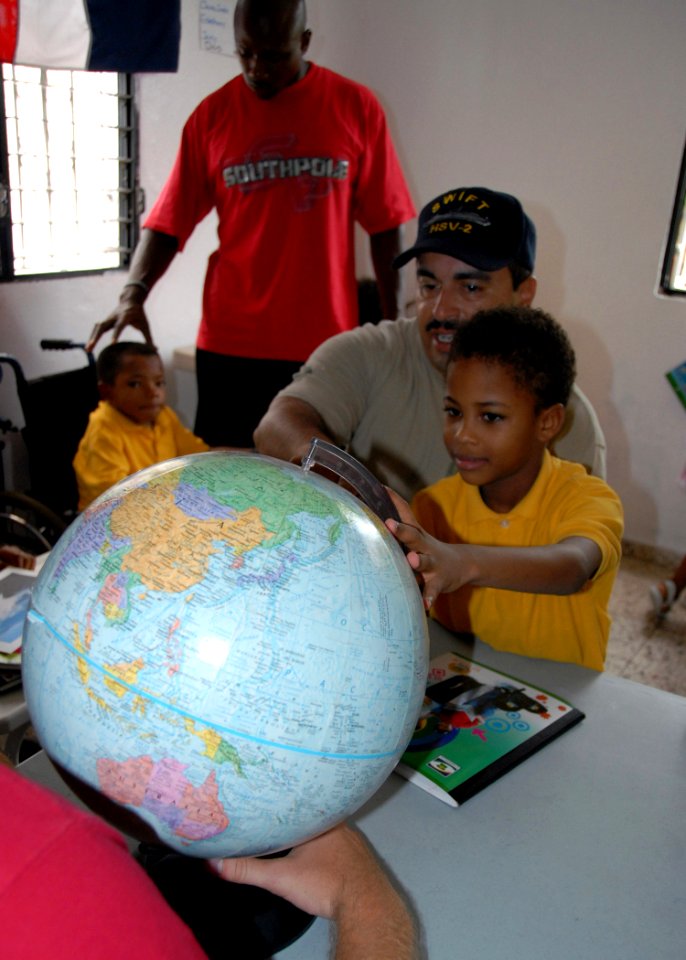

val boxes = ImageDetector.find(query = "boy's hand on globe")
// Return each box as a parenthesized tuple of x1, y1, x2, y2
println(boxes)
(384, 490, 469, 609)
(210, 822, 417, 958)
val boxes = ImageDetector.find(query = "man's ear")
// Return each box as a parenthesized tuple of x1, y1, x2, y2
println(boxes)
(537, 403, 566, 443)
(515, 275, 537, 307)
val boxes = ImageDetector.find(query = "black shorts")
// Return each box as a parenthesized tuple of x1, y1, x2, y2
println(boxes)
(193, 350, 302, 448)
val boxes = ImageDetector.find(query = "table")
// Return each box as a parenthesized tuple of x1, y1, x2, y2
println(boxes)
(18, 621, 686, 959)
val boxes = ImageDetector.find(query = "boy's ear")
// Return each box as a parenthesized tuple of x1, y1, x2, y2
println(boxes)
(98, 381, 110, 401)
(537, 403, 566, 443)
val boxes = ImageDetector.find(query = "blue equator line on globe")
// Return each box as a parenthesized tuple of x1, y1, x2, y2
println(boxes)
(27, 611, 400, 762)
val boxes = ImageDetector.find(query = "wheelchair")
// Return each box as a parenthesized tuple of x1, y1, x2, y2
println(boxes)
(0, 342, 98, 765)
(0, 340, 99, 554)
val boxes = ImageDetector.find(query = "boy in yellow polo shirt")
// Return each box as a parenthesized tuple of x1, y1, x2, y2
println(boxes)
(73, 342, 209, 510)
(387, 306, 623, 670)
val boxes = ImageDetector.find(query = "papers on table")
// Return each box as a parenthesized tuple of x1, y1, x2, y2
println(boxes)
(0, 554, 48, 667)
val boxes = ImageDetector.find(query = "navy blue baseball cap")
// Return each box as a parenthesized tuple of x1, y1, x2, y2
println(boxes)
(393, 186, 536, 273)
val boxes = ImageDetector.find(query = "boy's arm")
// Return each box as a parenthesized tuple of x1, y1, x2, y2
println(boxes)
(386, 491, 601, 610)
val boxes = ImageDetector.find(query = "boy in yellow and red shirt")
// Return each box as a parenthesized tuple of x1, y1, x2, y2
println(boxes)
(73, 342, 209, 510)
(387, 306, 623, 671)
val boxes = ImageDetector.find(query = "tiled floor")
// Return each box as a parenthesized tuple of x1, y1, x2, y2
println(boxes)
(606, 552, 686, 696)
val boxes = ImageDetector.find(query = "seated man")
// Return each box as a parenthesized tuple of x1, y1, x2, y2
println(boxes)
(254, 187, 606, 501)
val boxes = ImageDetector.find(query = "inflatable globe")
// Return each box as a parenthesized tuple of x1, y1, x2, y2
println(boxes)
(22, 452, 428, 858)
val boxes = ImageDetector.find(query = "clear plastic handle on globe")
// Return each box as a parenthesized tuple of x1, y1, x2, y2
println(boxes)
(301, 438, 401, 523)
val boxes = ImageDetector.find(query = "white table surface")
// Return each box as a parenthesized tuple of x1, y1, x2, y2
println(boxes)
(288, 623, 686, 959)
(18, 622, 686, 960)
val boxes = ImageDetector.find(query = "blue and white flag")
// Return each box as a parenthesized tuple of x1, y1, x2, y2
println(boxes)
(0, 0, 181, 72)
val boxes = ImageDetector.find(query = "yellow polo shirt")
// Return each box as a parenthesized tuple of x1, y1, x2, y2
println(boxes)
(412, 452, 624, 671)
(74, 401, 209, 510)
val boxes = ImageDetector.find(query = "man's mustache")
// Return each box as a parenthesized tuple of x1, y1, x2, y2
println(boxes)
(425, 319, 459, 333)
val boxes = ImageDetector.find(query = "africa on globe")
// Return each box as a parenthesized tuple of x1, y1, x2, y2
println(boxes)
(22, 452, 428, 858)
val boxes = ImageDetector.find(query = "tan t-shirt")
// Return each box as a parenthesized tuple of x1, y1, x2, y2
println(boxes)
(278, 318, 606, 501)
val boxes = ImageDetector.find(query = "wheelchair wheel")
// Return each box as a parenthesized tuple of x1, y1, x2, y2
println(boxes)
(0, 491, 67, 555)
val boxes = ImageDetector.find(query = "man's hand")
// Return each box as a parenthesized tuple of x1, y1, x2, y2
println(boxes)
(211, 823, 418, 960)
(212, 823, 380, 919)
(87, 298, 154, 353)
(86, 229, 179, 353)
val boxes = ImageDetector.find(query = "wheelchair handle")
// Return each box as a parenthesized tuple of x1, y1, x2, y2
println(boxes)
(40, 340, 95, 366)
(40, 339, 87, 350)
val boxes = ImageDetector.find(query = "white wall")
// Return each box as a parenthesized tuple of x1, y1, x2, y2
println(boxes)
(2, 0, 686, 555)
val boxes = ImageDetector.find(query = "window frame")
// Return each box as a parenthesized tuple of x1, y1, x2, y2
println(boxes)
(659, 136, 686, 298)
(0, 69, 139, 283)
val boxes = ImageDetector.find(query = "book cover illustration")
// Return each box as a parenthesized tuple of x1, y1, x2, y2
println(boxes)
(395, 651, 585, 806)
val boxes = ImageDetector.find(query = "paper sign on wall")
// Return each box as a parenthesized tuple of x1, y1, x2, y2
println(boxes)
(199, 0, 234, 57)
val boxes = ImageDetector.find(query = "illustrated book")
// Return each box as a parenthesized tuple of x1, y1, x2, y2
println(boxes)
(395, 650, 585, 807)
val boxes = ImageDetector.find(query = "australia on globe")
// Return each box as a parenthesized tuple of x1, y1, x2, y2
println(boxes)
(22, 452, 428, 857)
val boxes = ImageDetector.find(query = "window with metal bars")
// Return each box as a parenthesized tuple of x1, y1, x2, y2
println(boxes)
(0, 65, 138, 280)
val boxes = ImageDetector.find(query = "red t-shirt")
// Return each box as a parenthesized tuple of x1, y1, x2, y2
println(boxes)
(144, 63, 415, 362)
(1, 764, 206, 958)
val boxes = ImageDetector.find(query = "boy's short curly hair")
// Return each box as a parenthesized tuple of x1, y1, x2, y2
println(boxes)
(96, 341, 160, 385)
(448, 306, 576, 409)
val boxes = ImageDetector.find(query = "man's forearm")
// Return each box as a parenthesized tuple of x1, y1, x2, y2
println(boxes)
(88, 229, 181, 351)
(253, 396, 334, 464)
(334, 885, 419, 960)
(121, 228, 179, 301)
(212, 823, 420, 959)
(370, 227, 403, 320)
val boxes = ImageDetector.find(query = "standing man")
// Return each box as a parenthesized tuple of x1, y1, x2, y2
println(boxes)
(88, 0, 415, 447)
(254, 186, 607, 498)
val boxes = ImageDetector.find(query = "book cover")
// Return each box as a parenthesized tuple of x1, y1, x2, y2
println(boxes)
(395, 651, 585, 806)
(666, 361, 686, 411)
